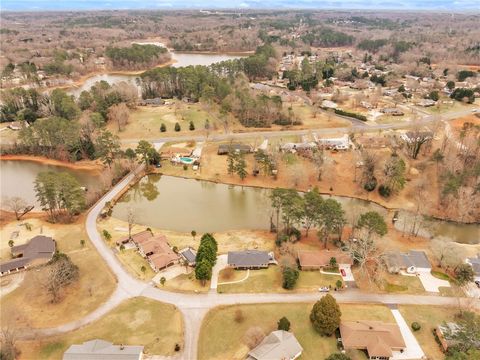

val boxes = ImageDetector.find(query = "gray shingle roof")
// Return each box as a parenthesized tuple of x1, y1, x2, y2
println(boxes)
(227, 250, 271, 267)
(179, 248, 196, 264)
(1, 236, 55, 274)
(386, 250, 431, 270)
(63, 339, 144, 360)
(248, 331, 303, 360)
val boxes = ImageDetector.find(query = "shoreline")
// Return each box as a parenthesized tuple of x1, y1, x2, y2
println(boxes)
(0, 154, 104, 172)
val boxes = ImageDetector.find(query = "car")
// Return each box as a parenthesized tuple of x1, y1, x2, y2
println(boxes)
(475, 280, 480, 288)
(319, 287, 330, 292)
(472, 109, 478, 113)
(340, 269, 346, 277)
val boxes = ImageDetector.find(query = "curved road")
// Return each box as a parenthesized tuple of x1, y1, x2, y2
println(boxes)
(31, 109, 479, 359)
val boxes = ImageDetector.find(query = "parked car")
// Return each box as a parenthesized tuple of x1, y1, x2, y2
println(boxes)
(340, 269, 346, 277)
(319, 287, 330, 292)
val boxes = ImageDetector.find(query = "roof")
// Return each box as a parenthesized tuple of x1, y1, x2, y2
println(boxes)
(340, 321, 406, 358)
(137, 235, 179, 270)
(1, 236, 56, 273)
(218, 143, 252, 154)
(117, 230, 153, 245)
(228, 250, 271, 267)
(248, 331, 303, 360)
(386, 250, 431, 269)
(63, 339, 143, 360)
(179, 248, 197, 264)
(298, 250, 353, 267)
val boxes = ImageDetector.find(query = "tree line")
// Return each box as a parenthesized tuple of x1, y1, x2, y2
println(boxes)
(105, 44, 170, 70)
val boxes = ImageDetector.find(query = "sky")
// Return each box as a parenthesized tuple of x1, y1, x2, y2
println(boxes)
(1, 0, 479, 11)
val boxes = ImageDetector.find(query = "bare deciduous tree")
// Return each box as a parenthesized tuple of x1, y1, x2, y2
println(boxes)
(42, 254, 79, 303)
(243, 327, 265, 350)
(127, 207, 135, 240)
(3, 196, 34, 220)
(108, 103, 130, 132)
(0, 327, 19, 360)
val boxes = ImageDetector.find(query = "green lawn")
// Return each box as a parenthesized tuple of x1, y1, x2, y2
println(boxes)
(199, 303, 392, 360)
(398, 305, 461, 360)
(22, 297, 183, 359)
(217, 266, 343, 293)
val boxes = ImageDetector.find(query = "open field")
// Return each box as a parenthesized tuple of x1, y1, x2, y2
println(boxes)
(0, 216, 116, 329)
(199, 303, 394, 360)
(217, 266, 343, 293)
(17, 297, 183, 360)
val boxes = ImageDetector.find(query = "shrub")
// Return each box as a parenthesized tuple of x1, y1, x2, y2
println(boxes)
(333, 108, 368, 121)
(234, 309, 245, 323)
(411, 322, 421, 331)
(336, 279, 343, 289)
(310, 294, 342, 336)
(174, 122, 181, 131)
(160, 123, 166, 132)
(363, 177, 377, 192)
(378, 184, 391, 198)
(277, 316, 291, 331)
(189, 121, 195, 131)
(174, 343, 181, 352)
(282, 267, 299, 290)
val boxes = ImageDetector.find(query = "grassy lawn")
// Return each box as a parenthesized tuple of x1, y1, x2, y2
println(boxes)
(117, 248, 156, 280)
(108, 101, 215, 140)
(217, 266, 343, 293)
(375, 115, 407, 124)
(1, 217, 116, 329)
(163, 272, 210, 293)
(354, 270, 426, 295)
(218, 268, 250, 283)
(398, 305, 460, 360)
(19, 297, 183, 359)
(198, 303, 392, 360)
(290, 103, 350, 128)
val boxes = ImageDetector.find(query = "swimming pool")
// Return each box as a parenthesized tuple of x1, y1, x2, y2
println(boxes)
(179, 157, 195, 164)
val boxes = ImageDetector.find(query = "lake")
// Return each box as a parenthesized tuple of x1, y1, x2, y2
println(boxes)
(68, 52, 245, 97)
(111, 175, 478, 244)
(0, 160, 101, 207)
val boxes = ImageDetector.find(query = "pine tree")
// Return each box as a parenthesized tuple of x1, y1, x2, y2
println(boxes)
(310, 294, 341, 336)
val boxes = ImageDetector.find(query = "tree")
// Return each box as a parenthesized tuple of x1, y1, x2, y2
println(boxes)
(244, 327, 265, 349)
(235, 153, 248, 181)
(174, 122, 181, 132)
(195, 259, 212, 286)
(310, 294, 341, 336)
(160, 123, 166, 132)
(0, 327, 19, 360)
(455, 264, 474, 285)
(127, 207, 135, 240)
(95, 129, 120, 168)
(317, 198, 345, 247)
(80, 239, 85, 247)
(34, 171, 86, 222)
(383, 155, 406, 193)
(277, 317, 291, 331)
(442, 311, 480, 353)
(404, 130, 432, 159)
(189, 121, 195, 131)
(3, 196, 34, 220)
(49, 89, 80, 120)
(102, 229, 112, 241)
(227, 151, 237, 175)
(160, 276, 166, 286)
(432, 149, 444, 173)
(42, 252, 79, 303)
(125, 148, 137, 167)
(108, 103, 130, 132)
(282, 267, 299, 289)
(8, 240, 14, 248)
(135, 140, 154, 167)
(325, 354, 352, 360)
(140, 265, 146, 274)
(303, 188, 323, 237)
(357, 211, 387, 241)
(336, 279, 343, 289)
(191, 230, 197, 241)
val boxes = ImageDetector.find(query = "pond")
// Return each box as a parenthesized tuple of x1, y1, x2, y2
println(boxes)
(68, 52, 245, 97)
(0, 160, 101, 207)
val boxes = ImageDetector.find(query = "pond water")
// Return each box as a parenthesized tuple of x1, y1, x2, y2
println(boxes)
(111, 175, 479, 243)
(0, 160, 101, 207)
(68, 52, 244, 97)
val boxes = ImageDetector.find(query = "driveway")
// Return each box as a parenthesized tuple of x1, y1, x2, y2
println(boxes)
(417, 272, 450, 293)
(339, 265, 356, 287)
(153, 264, 189, 284)
(210, 254, 228, 290)
(390, 308, 425, 360)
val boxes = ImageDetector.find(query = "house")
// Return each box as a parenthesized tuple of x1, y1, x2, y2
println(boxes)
(321, 100, 338, 109)
(385, 250, 431, 274)
(179, 247, 197, 266)
(132, 233, 179, 272)
(1, 235, 56, 277)
(227, 250, 276, 269)
(380, 108, 404, 116)
(63, 339, 144, 360)
(316, 134, 351, 151)
(116, 230, 153, 246)
(435, 322, 461, 352)
(465, 254, 480, 282)
(418, 99, 436, 107)
(217, 143, 253, 155)
(138, 97, 164, 106)
(297, 250, 353, 270)
(339, 321, 406, 360)
(247, 330, 303, 360)
(280, 142, 317, 153)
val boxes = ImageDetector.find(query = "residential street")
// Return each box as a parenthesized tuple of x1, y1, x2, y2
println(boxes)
(26, 154, 479, 360)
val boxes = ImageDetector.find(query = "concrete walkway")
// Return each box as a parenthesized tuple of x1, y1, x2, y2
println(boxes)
(218, 270, 250, 286)
(210, 254, 228, 290)
(390, 308, 425, 360)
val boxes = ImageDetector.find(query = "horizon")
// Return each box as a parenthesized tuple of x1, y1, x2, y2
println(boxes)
(1, 0, 480, 12)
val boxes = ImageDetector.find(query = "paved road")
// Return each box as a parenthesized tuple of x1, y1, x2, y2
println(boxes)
(118, 108, 477, 146)
(28, 108, 479, 359)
